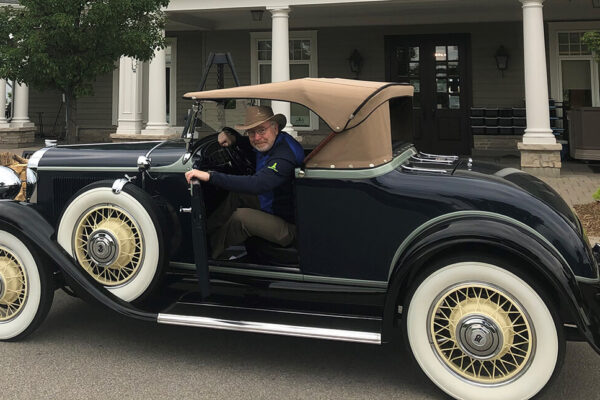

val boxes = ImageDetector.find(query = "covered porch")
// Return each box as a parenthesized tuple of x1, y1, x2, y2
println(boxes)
(6, 0, 600, 175)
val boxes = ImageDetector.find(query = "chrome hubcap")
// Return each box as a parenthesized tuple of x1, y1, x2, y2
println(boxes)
(87, 230, 119, 267)
(456, 316, 503, 360)
(74, 205, 144, 286)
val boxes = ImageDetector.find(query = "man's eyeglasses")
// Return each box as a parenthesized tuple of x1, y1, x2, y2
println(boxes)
(246, 125, 271, 137)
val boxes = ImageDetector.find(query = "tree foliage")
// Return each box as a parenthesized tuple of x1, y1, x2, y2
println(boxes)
(0, 0, 169, 139)
(582, 32, 600, 62)
(0, 0, 169, 96)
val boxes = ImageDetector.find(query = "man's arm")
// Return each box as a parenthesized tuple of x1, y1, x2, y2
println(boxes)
(209, 157, 295, 194)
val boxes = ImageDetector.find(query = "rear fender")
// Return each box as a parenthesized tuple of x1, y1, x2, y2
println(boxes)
(383, 215, 600, 353)
(0, 201, 156, 321)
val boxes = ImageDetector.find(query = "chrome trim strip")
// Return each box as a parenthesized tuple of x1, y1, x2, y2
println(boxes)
(36, 155, 190, 173)
(193, 302, 383, 321)
(297, 148, 416, 180)
(401, 165, 448, 174)
(169, 262, 388, 288)
(37, 166, 141, 172)
(418, 152, 459, 161)
(210, 265, 303, 282)
(27, 147, 52, 169)
(157, 314, 381, 344)
(387, 210, 585, 281)
(56, 141, 164, 147)
(410, 156, 455, 164)
(303, 274, 387, 288)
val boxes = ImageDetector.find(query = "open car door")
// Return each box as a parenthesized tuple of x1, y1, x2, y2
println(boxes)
(190, 180, 211, 298)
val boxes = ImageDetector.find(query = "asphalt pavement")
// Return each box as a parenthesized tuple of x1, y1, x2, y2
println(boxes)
(1, 291, 599, 400)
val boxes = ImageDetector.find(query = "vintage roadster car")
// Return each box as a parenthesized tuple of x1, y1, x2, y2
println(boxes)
(0, 78, 599, 399)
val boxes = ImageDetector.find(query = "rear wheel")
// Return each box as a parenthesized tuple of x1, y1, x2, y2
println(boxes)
(0, 230, 53, 341)
(405, 260, 564, 400)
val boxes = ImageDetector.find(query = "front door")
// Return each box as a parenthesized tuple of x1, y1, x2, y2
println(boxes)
(385, 34, 471, 155)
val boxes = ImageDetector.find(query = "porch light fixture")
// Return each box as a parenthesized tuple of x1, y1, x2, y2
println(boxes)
(348, 49, 363, 78)
(495, 45, 509, 77)
(251, 9, 264, 22)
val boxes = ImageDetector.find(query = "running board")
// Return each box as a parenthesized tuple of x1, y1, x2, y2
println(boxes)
(157, 313, 381, 344)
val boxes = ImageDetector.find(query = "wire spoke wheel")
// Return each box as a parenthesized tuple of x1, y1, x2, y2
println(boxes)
(406, 262, 562, 400)
(429, 283, 534, 385)
(0, 246, 28, 322)
(74, 205, 144, 286)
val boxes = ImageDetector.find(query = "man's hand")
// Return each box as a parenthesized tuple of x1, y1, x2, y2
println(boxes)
(185, 169, 210, 183)
(218, 130, 236, 147)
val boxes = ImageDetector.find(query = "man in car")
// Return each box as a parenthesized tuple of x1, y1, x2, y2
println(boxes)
(185, 105, 304, 259)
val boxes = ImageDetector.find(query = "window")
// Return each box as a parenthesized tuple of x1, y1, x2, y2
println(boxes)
(251, 31, 318, 131)
(549, 23, 600, 109)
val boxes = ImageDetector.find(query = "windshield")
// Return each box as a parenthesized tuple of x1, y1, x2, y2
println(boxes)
(194, 100, 252, 138)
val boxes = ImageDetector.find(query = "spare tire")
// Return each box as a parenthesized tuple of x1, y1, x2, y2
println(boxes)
(57, 180, 166, 302)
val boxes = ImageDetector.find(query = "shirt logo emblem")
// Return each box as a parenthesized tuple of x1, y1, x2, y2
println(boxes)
(267, 162, 279, 173)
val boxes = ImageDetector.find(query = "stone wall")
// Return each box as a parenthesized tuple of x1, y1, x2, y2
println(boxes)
(472, 135, 520, 156)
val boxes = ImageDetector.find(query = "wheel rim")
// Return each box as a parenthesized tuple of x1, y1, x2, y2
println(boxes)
(0, 246, 28, 321)
(428, 283, 535, 385)
(74, 205, 144, 286)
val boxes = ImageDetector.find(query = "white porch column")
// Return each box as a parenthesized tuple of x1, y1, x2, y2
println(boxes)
(11, 83, 34, 128)
(0, 80, 8, 127)
(517, 0, 562, 177)
(520, 0, 554, 144)
(142, 35, 175, 135)
(268, 6, 297, 137)
(116, 56, 144, 135)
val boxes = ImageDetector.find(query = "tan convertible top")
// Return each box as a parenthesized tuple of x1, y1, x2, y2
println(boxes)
(184, 78, 413, 133)
(184, 78, 414, 169)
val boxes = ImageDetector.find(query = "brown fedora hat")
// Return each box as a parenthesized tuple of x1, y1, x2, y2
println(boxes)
(235, 106, 287, 131)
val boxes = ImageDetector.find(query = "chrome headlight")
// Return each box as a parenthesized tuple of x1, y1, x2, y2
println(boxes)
(0, 166, 22, 200)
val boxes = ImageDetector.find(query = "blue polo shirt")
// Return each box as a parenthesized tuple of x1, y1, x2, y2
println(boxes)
(209, 131, 304, 223)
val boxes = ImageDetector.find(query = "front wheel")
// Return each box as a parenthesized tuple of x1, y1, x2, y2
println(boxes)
(405, 261, 564, 400)
(0, 230, 54, 341)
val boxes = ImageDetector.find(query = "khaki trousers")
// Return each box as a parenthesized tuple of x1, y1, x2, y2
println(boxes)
(207, 192, 296, 259)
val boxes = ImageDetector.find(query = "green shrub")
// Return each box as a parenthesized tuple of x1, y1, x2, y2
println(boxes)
(593, 187, 600, 202)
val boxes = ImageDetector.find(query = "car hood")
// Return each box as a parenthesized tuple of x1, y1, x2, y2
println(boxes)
(36, 141, 186, 168)
(453, 160, 580, 230)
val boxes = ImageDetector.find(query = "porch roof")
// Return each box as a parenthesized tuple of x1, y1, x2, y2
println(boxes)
(184, 78, 413, 133)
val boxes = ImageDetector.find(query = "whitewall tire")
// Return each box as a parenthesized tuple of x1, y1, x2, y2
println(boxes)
(406, 261, 562, 400)
(0, 230, 53, 341)
(57, 183, 164, 302)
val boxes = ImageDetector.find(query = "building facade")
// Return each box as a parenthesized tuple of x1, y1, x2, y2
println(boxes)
(2, 0, 600, 172)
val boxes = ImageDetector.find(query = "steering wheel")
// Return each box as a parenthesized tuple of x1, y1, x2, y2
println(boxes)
(223, 142, 254, 175)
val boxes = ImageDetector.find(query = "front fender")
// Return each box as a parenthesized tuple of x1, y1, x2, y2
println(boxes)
(383, 214, 600, 353)
(0, 201, 156, 322)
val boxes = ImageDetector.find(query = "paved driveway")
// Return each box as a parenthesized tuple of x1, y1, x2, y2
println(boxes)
(1, 291, 599, 400)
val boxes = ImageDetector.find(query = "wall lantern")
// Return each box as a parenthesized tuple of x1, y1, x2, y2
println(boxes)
(251, 9, 264, 22)
(348, 49, 363, 78)
(495, 45, 509, 77)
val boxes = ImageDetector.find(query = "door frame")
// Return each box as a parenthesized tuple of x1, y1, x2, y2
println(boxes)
(384, 34, 473, 155)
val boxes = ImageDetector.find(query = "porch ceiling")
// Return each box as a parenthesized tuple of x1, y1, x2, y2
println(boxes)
(165, 0, 600, 31)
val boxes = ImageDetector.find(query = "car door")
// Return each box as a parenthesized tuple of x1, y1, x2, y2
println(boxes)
(189, 180, 211, 297)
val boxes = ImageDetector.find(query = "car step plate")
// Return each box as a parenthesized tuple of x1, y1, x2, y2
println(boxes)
(157, 301, 382, 344)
